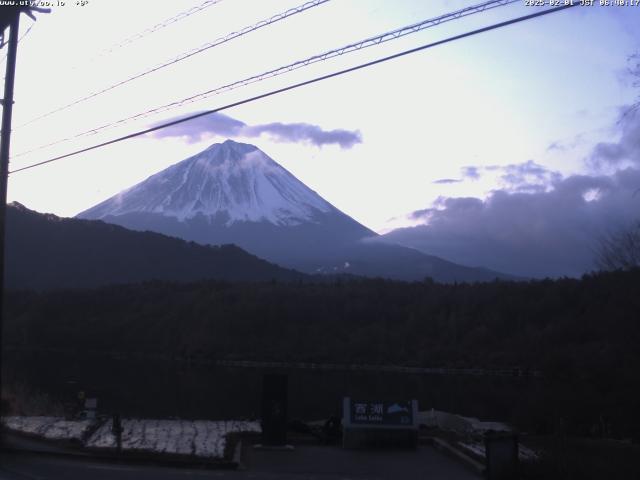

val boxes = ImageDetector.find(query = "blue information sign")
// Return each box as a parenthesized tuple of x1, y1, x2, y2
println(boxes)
(349, 400, 414, 426)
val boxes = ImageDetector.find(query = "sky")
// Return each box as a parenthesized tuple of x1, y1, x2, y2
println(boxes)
(3, 0, 640, 277)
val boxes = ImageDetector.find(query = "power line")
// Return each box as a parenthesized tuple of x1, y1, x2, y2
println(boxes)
(17, 0, 330, 128)
(1, 21, 33, 68)
(13, 0, 517, 157)
(76, 0, 224, 67)
(9, 4, 577, 175)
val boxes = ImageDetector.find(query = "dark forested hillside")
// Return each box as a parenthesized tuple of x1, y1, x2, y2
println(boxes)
(5, 270, 639, 367)
(4, 269, 640, 437)
(5, 202, 306, 289)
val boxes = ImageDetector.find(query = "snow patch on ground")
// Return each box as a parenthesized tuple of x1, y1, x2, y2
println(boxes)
(458, 440, 540, 462)
(418, 409, 510, 434)
(85, 419, 261, 459)
(458, 441, 486, 458)
(3, 415, 261, 460)
(2, 416, 95, 441)
(419, 410, 539, 463)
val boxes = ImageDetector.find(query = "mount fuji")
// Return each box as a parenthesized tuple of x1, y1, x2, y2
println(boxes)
(78, 140, 510, 282)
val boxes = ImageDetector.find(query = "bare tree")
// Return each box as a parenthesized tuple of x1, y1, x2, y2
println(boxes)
(596, 222, 640, 271)
(597, 53, 640, 270)
(626, 52, 640, 118)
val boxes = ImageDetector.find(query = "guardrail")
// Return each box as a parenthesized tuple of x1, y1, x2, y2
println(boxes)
(215, 360, 543, 378)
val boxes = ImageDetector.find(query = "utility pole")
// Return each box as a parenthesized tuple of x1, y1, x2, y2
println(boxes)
(0, 6, 48, 437)
(0, 9, 20, 431)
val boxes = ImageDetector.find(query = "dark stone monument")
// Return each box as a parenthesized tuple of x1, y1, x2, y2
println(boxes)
(84, 398, 97, 420)
(484, 431, 519, 480)
(260, 374, 289, 447)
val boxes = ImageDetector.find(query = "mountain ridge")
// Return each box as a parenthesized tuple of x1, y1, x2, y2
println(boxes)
(6, 202, 306, 290)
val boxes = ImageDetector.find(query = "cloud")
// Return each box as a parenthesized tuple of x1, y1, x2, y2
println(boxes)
(547, 141, 565, 152)
(382, 168, 640, 278)
(409, 207, 434, 220)
(511, 183, 548, 194)
(498, 160, 562, 188)
(151, 112, 362, 149)
(589, 111, 640, 168)
(433, 178, 461, 185)
(243, 122, 361, 149)
(458, 160, 562, 192)
(461, 166, 481, 180)
(151, 112, 245, 143)
(547, 132, 587, 153)
(382, 117, 640, 282)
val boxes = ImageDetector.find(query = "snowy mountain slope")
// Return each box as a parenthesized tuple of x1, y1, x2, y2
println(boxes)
(80, 140, 335, 226)
(77, 140, 513, 282)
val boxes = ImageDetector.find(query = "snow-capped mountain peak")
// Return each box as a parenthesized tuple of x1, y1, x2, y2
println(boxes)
(79, 140, 334, 226)
(76, 139, 512, 283)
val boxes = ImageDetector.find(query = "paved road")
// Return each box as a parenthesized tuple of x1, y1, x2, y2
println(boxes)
(242, 444, 481, 479)
(0, 445, 480, 479)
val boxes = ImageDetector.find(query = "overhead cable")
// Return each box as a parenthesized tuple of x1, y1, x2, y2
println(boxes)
(17, 0, 330, 128)
(9, 4, 577, 174)
(13, 0, 517, 157)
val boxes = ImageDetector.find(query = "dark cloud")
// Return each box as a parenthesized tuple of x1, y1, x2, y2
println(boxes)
(410, 207, 435, 220)
(243, 122, 361, 149)
(504, 160, 549, 179)
(434, 196, 484, 211)
(547, 141, 565, 152)
(459, 160, 562, 192)
(461, 166, 481, 180)
(393, 109, 640, 278)
(382, 167, 640, 279)
(499, 160, 562, 187)
(433, 178, 461, 184)
(590, 112, 640, 168)
(151, 112, 245, 143)
(511, 183, 548, 194)
(151, 112, 362, 149)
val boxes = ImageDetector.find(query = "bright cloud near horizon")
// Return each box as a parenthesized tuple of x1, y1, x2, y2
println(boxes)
(4, 0, 640, 277)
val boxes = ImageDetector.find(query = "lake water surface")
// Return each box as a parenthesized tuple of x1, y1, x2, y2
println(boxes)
(4, 351, 541, 424)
